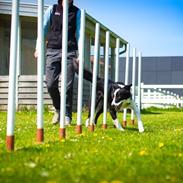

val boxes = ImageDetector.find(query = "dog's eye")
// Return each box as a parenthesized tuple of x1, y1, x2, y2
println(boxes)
(116, 93, 119, 98)
(116, 92, 121, 98)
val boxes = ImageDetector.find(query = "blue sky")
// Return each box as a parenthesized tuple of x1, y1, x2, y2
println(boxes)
(20, 0, 183, 56)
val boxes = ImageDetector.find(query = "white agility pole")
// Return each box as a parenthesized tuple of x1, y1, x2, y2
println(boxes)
(60, 0, 68, 139)
(123, 44, 130, 127)
(89, 23, 100, 132)
(115, 38, 120, 82)
(102, 31, 110, 129)
(16, 20, 21, 78)
(137, 52, 142, 110)
(37, 0, 44, 143)
(16, 17, 21, 110)
(6, 0, 19, 151)
(131, 48, 136, 125)
(76, 9, 86, 134)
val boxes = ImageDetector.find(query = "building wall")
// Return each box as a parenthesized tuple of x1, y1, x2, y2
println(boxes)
(21, 17, 37, 75)
(0, 14, 93, 111)
(119, 56, 183, 95)
(0, 15, 38, 75)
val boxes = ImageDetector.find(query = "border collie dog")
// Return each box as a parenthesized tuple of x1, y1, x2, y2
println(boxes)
(74, 61, 144, 133)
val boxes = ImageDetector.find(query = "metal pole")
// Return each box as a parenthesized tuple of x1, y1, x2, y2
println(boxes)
(123, 44, 130, 128)
(115, 38, 120, 82)
(102, 31, 110, 129)
(89, 23, 100, 132)
(37, 0, 44, 143)
(60, 0, 68, 139)
(131, 48, 136, 125)
(138, 52, 142, 110)
(16, 18, 21, 77)
(76, 9, 85, 134)
(6, 0, 19, 151)
(16, 17, 21, 110)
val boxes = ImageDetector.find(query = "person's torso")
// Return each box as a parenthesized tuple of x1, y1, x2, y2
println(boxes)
(47, 4, 79, 51)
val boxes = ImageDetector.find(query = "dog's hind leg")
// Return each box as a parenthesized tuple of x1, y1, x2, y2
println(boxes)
(85, 113, 90, 127)
(93, 97, 103, 125)
(129, 100, 144, 133)
(85, 94, 103, 127)
(94, 108, 103, 125)
(110, 109, 124, 131)
(85, 100, 91, 127)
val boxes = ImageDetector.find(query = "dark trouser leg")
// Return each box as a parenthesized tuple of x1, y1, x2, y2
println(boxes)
(65, 52, 76, 120)
(46, 49, 61, 110)
(46, 49, 76, 119)
(48, 88, 60, 110)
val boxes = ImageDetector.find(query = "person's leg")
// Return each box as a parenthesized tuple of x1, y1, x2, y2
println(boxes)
(45, 49, 61, 123)
(65, 51, 77, 123)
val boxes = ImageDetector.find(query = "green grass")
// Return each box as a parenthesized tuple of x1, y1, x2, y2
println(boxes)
(0, 108, 183, 183)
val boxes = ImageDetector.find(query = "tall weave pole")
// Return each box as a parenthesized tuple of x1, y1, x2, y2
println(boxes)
(102, 31, 110, 129)
(115, 38, 120, 82)
(59, 0, 68, 139)
(76, 9, 86, 134)
(15, 18, 21, 111)
(137, 52, 142, 110)
(89, 23, 100, 132)
(131, 48, 136, 125)
(122, 44, 130, 128)
(36, 0, 44, 143)
(6, 0, 19, 151)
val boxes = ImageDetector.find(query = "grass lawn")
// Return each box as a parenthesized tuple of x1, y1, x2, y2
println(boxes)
(0, 108, 183, 183)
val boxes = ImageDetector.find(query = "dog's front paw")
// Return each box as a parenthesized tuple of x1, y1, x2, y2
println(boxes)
(114, 119, 125, 131)
(117, 126, 125, 131)
(138, 123, 144, 133)
(85, 118, 89, 127)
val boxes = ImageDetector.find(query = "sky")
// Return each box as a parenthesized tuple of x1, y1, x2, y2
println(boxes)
(19, 0, 183, 56)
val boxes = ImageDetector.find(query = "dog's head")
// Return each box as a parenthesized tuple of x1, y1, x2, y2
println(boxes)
(111, 84, 132, 109)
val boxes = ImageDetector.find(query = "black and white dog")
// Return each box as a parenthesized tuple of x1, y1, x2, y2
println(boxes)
(74, 60, 144, 133)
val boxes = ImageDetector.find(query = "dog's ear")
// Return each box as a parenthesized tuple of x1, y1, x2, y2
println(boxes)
(111, 86, 116, 97)
(124, 84, 132, 90)
(111, 85, 118, 98)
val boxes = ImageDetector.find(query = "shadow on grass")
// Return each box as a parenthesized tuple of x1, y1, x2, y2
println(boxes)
(98, 125, 154, 134)
(141, 110, 162, 115)
(125, 127, 139, 132)
(15, 140, 62, 153)
(125, 126, 154, 133)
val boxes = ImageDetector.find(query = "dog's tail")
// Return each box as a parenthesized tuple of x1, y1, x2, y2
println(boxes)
(73, 59, 96, 83)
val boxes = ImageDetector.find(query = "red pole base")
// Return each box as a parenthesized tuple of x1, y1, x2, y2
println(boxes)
(6, 135, 14, 151)
(122, 121, 127, 128)
(36, 129, 44, 143)
(131, 119, 135, 125)
(59, 128, 66, 140)
(88, 124, 94, 132)
(102, 124, 107, 129)
(76, 125, 82, 134)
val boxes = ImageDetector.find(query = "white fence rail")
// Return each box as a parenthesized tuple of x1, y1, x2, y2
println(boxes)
(140, 84, 183, 108)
